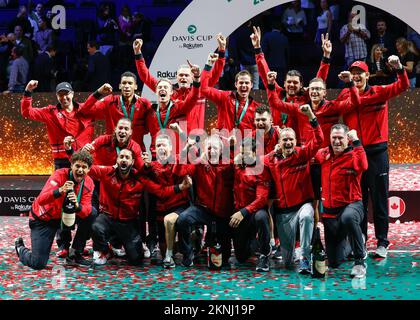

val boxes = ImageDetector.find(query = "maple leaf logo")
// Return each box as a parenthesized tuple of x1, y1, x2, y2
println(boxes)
(390, 203, 399, 210)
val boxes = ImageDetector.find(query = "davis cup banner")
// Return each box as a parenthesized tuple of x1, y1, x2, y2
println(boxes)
(142, 0, 420, 100)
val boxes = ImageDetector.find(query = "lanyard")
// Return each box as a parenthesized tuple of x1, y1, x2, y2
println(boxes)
(281, 96, 289, 125)
(235, 98, 249, 127)
(69, 170, 84, 203)
(120, 96, 135, 121)
(157, 101, 173, 129)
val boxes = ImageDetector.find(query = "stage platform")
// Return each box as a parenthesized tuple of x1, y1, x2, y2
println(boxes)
(1, 164, 418, 221)
(0, 216, 418, 300)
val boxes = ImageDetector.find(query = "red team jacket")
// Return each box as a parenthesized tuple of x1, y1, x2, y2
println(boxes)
(174, 161, 235, 218)
(90, 134, 144, 170)
(315, 141, 368, 214)
(89, 166, 180, 221)
(264, 120, 324, 212)
(145, 160, 190, 214)
(135, 51, 225, 132)
(337, 69, 409, 147)
(21, 94, 97, 159)
(233, 163, 270, 217)
(256, 48, 330, 138)
(267, 83, 361, 147)
(30, 168, 94, 221)
(78, 93, 151, 151)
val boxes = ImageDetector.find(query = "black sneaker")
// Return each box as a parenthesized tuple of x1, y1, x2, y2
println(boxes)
(191, 227, 203, 255)
(15, 237, 25, 258)
(66, 251, 92, 267)
(181, 252, 194, 267)
(272, 246, 282, 260)
(256, 254, 270, 272)
(151, 248, 163, 265)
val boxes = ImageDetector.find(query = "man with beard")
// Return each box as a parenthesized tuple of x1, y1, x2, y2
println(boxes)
(15, 151, 96, 270)
(141, 134, 191, 268)
(232, 137, 271, 272)
(79, 71, 151, 151)
(315, 125, 368, 278)
(252, 26, 332, 138)
(21, 80, 97, 170)
(336, 57, 409, 258)
(89, 148, 192, 266)
(133, 35, 226, 133)
(264, 105, 323, 274)
(175, 135, 235, 268)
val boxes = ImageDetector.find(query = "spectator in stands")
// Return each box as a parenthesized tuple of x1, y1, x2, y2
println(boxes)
(396, 37, 418, 88)
(261, 20, 289, 84)
(0, 33, 16, 90)
(315, 0, 332, 46)
(6, 46, 29, 93)
(34, 16, 54, 53)
(328, 0, 340, 41)
(132, 12, 152, 43)
(85, 40, 111, 91)
(96, 3, 119, 55)
(370, 19, 396, 58)
(300, 0, 316, 32)
(118, 4, 133, 44)
(34, 45, 56, 92)
(229, 20, 259, 89)
(0, 0, 19, 8)
(8, 5, 33, 38)
(14, 25, 34, 63)
(340, 12, 370, 68)
(29, 3, 44, 28)
(282, 0, 307, 42)
(368, 44, 394, 86)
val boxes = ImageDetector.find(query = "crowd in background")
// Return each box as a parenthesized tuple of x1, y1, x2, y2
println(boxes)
(0, 0, 419, 93)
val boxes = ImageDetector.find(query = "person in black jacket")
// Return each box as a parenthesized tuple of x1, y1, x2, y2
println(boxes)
(34, 45, 57, 92)
(85, 40, 111, 92)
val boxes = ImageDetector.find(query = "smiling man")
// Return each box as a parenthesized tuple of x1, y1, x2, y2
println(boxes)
(15, 151, 96, 270)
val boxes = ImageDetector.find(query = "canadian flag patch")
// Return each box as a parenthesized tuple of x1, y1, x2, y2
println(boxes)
(388, 196, 406, 218)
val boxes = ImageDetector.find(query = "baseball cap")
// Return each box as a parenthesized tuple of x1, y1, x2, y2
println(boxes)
(56, 82, 73, 93)
(349, 61, 369, 73)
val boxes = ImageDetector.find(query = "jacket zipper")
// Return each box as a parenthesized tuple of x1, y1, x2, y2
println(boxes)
(329, 158, 333, 208)
(279, 164, 288, 208)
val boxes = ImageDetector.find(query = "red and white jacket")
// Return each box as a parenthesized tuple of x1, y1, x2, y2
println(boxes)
(135, 51, 225, 132)
(315, 140, 368, 215)
(78, 93, 151, 151)
(337, 69, 409, 148)
(233, 162, 270, 217)
(90, 134, 144, 170)
(21, 92, 97, 159)
(267, 82, 361, 147)
(89, 166, 181, 221)
(30, 168, 94, 221)
(264, 119, 324, 212)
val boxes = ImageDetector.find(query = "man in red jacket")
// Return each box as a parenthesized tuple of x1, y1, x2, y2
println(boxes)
(133, 34, 226, 133)
(15, 151, 96, 270)
(251, 26, 332, 136)
(174, 135, 235, 268)
(78, 71, 151, 151)
(337, 56, 409, 258)
(21, 80, 97, 170)
(232, 137, 271, 272)
(141, 134, 191, 268)
(264, 105, 323, 274)
(315, 124, 368, 278)
(89, 148, 191, 266)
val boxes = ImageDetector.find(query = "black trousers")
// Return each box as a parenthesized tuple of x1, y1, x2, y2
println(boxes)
(310, 163, 321, 200)
(19, 212, 96, 270)
(92, 214, 144, 265)
(361, 147, 389, 248)
(176, 205, 232, 263)
(232, 209, 271, 262)
(323, 201, 365, 268)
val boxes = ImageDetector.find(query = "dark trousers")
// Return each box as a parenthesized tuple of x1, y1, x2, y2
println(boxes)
(176, 205, 232, 263)
(19, 212, 96, 270)
(310, 163, 321, 200)
(323, 201, 365, 268)
(92, 214, 144, 265)
(232, 209, 270, 262)
(361, 148, 389, 248)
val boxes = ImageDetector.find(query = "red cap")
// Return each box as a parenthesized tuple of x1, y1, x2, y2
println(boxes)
(349, 61, 369, 73)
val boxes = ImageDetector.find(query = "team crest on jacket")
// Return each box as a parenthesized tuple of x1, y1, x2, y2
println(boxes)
(57, 112, 63, 119)
(111, 177, 118, 184)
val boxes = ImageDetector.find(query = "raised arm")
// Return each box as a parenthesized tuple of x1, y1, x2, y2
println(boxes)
(208, 33, 226, 87)
(78, 83, 113, 118)
(298, 105, 324, 160)
(21, 80, 49, 122)
(201, 56, 229, 106)
(316, 33, 332, 81)
(267, 71, 300, 115)
(133, 39, 159, 92)
(347, 130, 368, 172)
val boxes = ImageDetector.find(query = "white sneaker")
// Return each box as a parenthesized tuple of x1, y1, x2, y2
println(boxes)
(375, 246, 387, 258)
(112, 246, 126, 257)
(143, 243, 151, 258)
(93, 251, 109, 265)
(351, 264, 366, 278)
